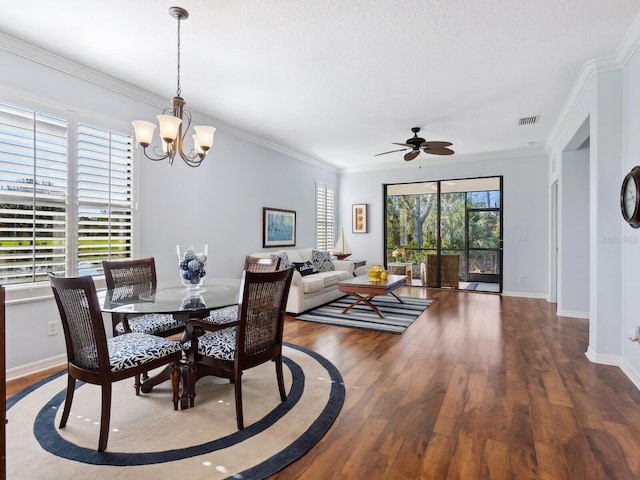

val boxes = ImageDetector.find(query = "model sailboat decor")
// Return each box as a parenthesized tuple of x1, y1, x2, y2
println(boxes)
(333, 228, 352, 260)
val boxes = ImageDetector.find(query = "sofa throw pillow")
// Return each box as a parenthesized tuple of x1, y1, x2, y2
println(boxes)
(271, 252, 291, 269)
(312, 249, 335, 272)
(292, 261, 317, 277)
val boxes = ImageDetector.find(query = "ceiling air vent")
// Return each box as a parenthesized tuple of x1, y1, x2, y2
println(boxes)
(518, 115, 539, 126)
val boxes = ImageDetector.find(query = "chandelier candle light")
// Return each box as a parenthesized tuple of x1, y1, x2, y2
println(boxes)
(132, 6, 216, 167)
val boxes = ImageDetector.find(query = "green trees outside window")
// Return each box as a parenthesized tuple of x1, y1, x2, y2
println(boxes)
(386, 180, 501, 282)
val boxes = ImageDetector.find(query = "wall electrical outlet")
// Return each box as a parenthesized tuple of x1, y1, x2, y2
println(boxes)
(47, 320, 58, 336)
(627, 325, 639, 342)
(518, 275, 525, 284)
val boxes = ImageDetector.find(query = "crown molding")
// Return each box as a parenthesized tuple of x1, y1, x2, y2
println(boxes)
(0, 32, 338, 174)
(545, 11, 640, 151)
(0, 32, 163, 108)
(616, 10, 640, 67)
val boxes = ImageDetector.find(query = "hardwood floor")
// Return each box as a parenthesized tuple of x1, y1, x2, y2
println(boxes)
(7, 288, 640, 479)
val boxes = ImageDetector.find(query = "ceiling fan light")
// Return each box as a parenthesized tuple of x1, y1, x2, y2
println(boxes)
(157, 114, 182, 143)
(131, 120, 156, 147)
(194, 125, 216, 150)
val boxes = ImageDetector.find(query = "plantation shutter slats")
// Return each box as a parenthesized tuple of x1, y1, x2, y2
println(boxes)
(0, 101, 135, 285)
(0, 102, 67, 284)
(316, 182, 335, 252)
(77, 124, 133, 275)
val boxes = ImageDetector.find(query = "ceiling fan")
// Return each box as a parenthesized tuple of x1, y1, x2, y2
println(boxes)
(375, 127, 454, 161)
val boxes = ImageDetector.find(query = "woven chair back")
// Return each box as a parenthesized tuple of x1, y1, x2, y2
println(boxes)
(49, 275, 107, 371)
(236, 268, 293, 358)
(103, 257, 158, 291)
(243, 255, 281, 272)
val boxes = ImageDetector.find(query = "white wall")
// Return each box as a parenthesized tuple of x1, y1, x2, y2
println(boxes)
(0, 45, 337, 372)
(621, 40, 640, 383)
(338, 153, 549, 296)
(558, 147, 590, 317)
(548, 68, 626, 370)
(138, 131, 336, 283)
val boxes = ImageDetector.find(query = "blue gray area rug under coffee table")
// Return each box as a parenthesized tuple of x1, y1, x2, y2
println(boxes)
(296, 295, 433, 334)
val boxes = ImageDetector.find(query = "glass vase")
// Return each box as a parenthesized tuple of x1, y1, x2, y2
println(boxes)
(177, 244, 208, 290)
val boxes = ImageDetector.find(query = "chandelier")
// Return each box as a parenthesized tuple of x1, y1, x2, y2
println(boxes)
(132, 6, 216, 167)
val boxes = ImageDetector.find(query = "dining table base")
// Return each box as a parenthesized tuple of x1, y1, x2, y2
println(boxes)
(100, 282, 240, 410)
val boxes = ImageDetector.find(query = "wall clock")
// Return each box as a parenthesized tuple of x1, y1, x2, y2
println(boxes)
(621, 166, 640, 228)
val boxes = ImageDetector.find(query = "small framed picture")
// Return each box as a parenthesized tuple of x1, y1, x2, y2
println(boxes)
(263, 207, 296, 247)
(352, 203, 368, 233)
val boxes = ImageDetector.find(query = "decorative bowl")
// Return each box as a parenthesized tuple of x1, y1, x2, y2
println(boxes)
(366, 263, 383, 283)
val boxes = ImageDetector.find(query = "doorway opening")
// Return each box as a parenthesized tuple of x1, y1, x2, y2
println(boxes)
(384, 176, 503, 293)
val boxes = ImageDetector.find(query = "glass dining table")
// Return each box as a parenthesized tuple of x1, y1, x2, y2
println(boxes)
(98, 281, 239, 409)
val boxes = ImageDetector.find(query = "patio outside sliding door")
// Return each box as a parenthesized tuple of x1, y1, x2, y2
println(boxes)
(384, 176, 502, 293)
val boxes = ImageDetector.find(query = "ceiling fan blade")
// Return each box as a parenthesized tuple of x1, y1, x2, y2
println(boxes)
(421, 141, 453, 148)
(393, 142, 413, 148)
(404, 150, 420, 161)
(423, 147, 455, 156)
(374, 148, 409, 156)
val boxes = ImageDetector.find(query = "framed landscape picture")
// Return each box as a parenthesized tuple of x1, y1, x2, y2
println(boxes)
(263, 207, 296, 247)
(352, 203, 368, 233)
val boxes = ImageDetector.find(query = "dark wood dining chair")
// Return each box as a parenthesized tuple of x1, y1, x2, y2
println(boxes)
(243, 255, 281, 272)
(188, 267, 294, 429)
(49, 274, 183, 452)
(200, 255, 282, 327)
(102, 257, 184, 337)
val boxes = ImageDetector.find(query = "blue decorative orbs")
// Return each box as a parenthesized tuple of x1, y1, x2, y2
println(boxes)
(177, 244, 208, 289)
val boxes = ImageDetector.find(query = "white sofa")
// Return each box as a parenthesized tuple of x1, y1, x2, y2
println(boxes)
(250, 248, 353, 314)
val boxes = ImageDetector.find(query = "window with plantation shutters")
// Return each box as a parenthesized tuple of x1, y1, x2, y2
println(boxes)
(77, 124, 133, 276)
(316, 182, 335, 252)
(0, 100, 134, 286)
(0, 103, 67, 284)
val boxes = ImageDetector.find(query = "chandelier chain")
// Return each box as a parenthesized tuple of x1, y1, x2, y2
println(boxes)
(176, 14, 182, 97)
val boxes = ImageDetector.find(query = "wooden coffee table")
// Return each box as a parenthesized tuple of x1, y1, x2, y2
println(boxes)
(338, 274, 407, 318)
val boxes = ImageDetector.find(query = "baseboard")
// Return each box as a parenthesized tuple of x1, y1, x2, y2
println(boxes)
(6, 354, 66, 382)
(556, 309, 589, 319)
(584, 346, 620, 366)
(620, 357, 640, 391)
(501, 290, 548, 299)
(585, 347, 640, 392)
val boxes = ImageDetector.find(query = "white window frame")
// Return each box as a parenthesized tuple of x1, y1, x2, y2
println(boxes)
(0, 96, 138, 300)
(316, 181, 335, 252)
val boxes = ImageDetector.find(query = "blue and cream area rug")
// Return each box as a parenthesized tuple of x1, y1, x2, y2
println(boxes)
(6, 343, 344, 480)
(296, 295, 433, 334)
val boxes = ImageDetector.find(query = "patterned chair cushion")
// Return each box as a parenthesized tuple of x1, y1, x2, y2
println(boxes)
(107, 332, 182, 372)
(201, 306, 239, 325)
(183, 327, 237, 361)
(115, 313, 183, 335)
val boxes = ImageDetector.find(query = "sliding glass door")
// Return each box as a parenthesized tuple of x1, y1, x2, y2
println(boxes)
(384, 176, 502, 293)
(466, 191, 501, 284)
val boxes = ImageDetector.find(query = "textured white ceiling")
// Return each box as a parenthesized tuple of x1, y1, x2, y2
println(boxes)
(1, 0, 639, 171)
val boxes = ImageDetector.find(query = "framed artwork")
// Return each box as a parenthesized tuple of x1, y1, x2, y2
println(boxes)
(352, 203, 368, 233)
(263, 207, 296, 247)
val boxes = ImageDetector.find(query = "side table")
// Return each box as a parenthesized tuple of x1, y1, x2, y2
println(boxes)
(352, 260, 366, 277)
